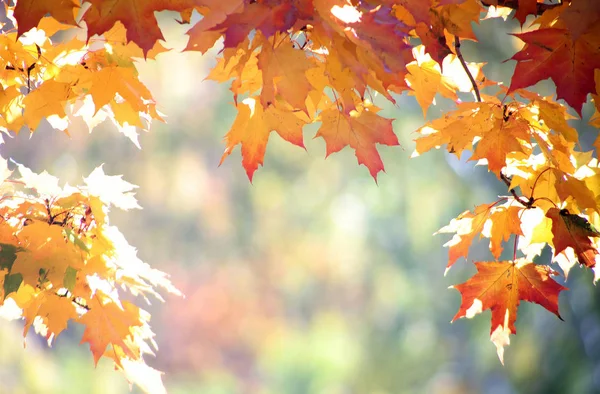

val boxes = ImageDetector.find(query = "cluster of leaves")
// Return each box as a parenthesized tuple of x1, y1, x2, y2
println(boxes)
(1, 0, 600, 391)
(0, 160, 180, 393)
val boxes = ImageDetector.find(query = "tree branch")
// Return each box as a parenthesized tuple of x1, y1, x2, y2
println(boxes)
(56, 290, 90, 311)
(454, 36, 482, 103)
(480, 0, 565, 15)
(500, 172, 534, 208)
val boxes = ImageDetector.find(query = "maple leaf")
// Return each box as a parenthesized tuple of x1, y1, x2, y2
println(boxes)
(316, 102, 398, 180)
(220, 98, 308, 181)
(79, 292, 143, 365)
(406, 46, 458, 116)
(436, 202, 523, 271)
(257, 35, 313, 113)
(508, 26, 600, 115)
(439, 0, 481, 40)
(184, 0, 245, 53)
(413, 102, 496, 159)
(15, 288, 78, 344)
(84, 0, 197, 56)
(546, 207, 600, 268)
(208, 1, 299, 50)
(513, 0, 538, 25)
(488, 205, 524, 259)
(344, 6, 412, 77)
(452, 259, 567, 363)
(470, 110, 532, 175)
(84, 166, 141, 210)
(12, 223, 84, 289)
(85, 65, 154, 115)
(14, 0, 79, 37)
(23, 80, 73, 131)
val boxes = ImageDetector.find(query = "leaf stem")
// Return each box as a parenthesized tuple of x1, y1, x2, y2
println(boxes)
(454, 36, 481, 103)
(513, 234, 519, 260)
(532, 196, 559, 208)
(529, 167, 552, 200)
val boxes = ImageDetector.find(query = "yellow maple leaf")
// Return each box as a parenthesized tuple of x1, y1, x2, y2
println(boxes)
(12, 223, 84, 289)
(406, 46, 457, 117)
(23, 80, 73, 131)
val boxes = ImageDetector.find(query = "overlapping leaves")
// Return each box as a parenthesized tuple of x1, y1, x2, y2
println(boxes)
(0, 160, 180, 393)
(2, 0, 600, 382)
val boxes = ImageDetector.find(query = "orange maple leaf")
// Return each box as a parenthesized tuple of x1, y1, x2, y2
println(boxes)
(22, 80, 73, 131)
(79, 292, 143, 365)
(470, 111, 532, 175)
(220, 98, 307, 181)
(257, 36, 313, 113)
(489, 205, 524, 259)
(436, 202, 495, 271)
(546, 207, 600, 268)
(316, 102, 398, 180)
(452, 260, 567, 363)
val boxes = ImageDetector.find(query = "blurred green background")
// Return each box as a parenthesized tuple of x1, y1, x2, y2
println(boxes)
(1, 11, 600, 394)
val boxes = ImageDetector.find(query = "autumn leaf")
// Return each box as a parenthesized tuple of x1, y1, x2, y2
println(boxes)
(14, 0, 79, 37)
(79, 292, 143, 365)
(470, 110, 532, 175)
(488, 205, 524, 259)
(12, 223, 84, 289)
(84, 0, 197, 56)
(436, 202, 496, 271)
(316, 102, 398, 180)
(220, 98, 308, 181)
(4, 0, 600, 378)
(452, 260, 567, 363)
(184, 0, 245, 53)
(406, 46, 458, 116)
(19, 288, 78, 343)
(257, 35, 313, 113)
(23, 80, 73, 131)
(508, 25, 600, 115)
(208, 1, 299, 50)
(413, 102, 496, 159)
(546, 207, 600, 268)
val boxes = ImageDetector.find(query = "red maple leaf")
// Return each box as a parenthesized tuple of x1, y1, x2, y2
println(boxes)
(84, 0, 197, 56)
(546, 207, 600, 268)
(14, 0, 79, 37)
(453, 260, 566, 363)
(508, 26, 600, 115)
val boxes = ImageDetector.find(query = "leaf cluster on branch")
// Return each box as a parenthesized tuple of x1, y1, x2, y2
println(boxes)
(0, 0, 600, 391)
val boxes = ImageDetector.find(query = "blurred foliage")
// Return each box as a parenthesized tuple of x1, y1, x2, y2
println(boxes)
(1, 11, 600, 394)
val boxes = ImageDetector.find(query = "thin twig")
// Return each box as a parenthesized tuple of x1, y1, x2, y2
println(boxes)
(454, 36, 481, 103)
(56, 290, 90, 311)
(500, 172, 532, 208)
(480, 0, 565, 15)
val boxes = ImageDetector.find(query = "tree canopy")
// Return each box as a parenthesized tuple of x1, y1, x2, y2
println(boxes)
(0, 0, 599, 392)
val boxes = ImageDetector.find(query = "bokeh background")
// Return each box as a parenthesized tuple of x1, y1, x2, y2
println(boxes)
(1, 11, 600, 394)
